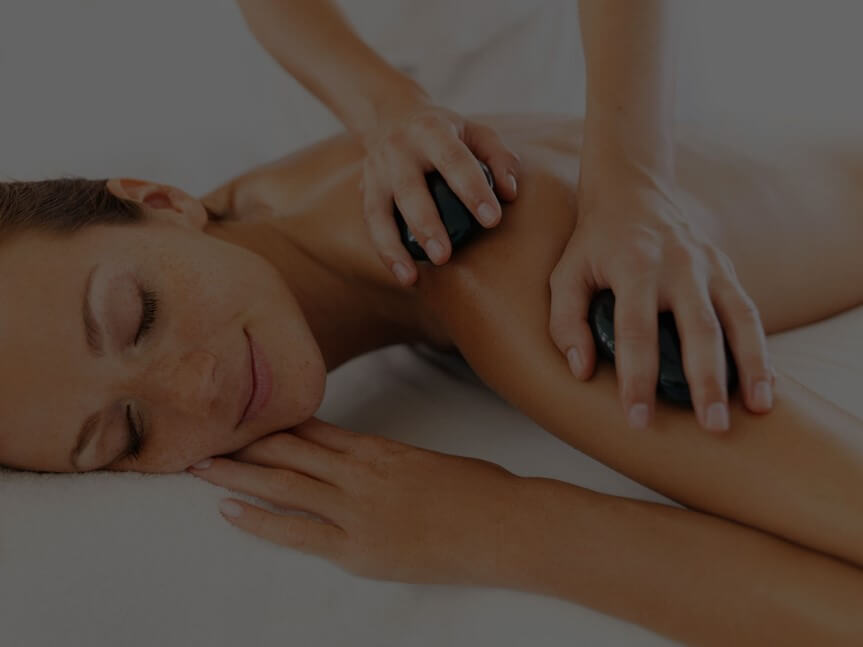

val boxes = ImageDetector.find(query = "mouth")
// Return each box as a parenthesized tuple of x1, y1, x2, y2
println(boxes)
(237, 328, 274, 428)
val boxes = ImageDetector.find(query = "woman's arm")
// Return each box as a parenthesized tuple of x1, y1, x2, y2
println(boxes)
(440, 267, 863, 569)
(189, 420, 863, 646)
(552, 1, 774, 434)
(508, 475, 863, 645)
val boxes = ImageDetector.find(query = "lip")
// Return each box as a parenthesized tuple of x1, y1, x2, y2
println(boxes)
(237, 329, 273, 428)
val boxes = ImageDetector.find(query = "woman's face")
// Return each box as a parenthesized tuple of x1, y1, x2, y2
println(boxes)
(0, 180, 327, 473)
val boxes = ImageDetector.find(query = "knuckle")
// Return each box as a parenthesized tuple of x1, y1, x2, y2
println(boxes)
(692, 374, 727, 402)
(270, 471, 296, 498)
(686, 302, 721, 336)
(389, 171, 412, 195)
(623, 375, 654, 403)
(439, 143, 467, 168)
(413, 111, 443, 132)
(616, 317, 654, 344)
(730, 294, 762, 324)
(739, 352, 771, 376)
(548, 315, 571, 345)
(384, 129, 409, 151)
(620, 241, 661, 274)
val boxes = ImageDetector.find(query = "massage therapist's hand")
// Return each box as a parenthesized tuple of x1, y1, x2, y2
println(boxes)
(189, 418, 522, 585)
(359, 96, 521, 286)
(549, 165, 774, 433)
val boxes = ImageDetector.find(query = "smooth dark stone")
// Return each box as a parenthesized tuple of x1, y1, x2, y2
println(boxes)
(394, 161, 494, 261)
(587, 288, 739, 407)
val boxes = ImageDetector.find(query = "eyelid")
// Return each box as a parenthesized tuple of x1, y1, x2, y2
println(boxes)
(124, 403, 144, 460)
(134, 287, 159, 345)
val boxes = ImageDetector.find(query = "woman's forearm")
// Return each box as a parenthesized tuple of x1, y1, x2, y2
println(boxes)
(495, 476, 863, 645)
(578, 0, 677, 180)
(236, 0, 427, 134)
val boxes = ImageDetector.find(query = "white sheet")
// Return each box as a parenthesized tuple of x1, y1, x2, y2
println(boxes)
(2, 2, 862, 646)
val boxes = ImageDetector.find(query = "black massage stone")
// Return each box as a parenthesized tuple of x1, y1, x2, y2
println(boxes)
(588, 288, 739, 406)
(394, 161, 494, 261)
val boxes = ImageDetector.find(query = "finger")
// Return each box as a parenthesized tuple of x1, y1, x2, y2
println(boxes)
(362, 158, 418, 285)
(386, 148, 453, 265)
(291, 417, 367, 453)
(425, 131, 502, 229)
(672, 285, 730, 432)
(227, 431, 348, 484)
(711, 278, 773, 414)
(612, 279, 660, 431)
(218, 498, 346, 559)
(191, 458, 343, 520)
(463, 122, 521, 203)
(548, 250, 597, 381)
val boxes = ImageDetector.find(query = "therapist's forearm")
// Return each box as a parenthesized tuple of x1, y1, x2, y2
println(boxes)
(492, 477, 863, 645)
(578, 0, 677, 181)
(236, 0, 427, 135)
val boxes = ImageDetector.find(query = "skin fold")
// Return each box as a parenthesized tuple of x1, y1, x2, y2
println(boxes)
(2, 114, 862, 643)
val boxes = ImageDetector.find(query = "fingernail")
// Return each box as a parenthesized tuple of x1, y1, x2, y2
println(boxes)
(392, 262, 412, 284)
(477, 202, 499, 227)
(426, 239, 446, 263)
(192, 459, 212, 470)
(705, 402, 730, 432)
(508, 173, 517, 194)
(220, 500, 243, 519)
(566, 347, 583, 377)
(752, 380, 773, 411)
(628, 403, 649, 430)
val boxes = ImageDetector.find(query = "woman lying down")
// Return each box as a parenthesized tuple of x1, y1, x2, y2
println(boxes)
(2, 114, 863, 644)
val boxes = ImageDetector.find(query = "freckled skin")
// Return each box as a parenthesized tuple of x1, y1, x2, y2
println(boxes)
(0, 218, 326, 473)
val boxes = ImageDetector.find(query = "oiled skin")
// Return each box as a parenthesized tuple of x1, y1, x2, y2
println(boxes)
(204, 114, 863, 567)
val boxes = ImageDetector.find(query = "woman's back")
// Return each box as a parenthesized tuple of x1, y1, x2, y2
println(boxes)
(209, 113, 863, 348)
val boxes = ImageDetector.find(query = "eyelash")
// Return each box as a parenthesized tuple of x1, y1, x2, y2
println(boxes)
(125, 404, 144, 461)
(134, 289, 159, 345)
(125, 288, 158, 460)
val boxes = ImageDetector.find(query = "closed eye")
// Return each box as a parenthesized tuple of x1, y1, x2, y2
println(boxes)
(134, 288, 158, 345)
(125, 403, 144, 461)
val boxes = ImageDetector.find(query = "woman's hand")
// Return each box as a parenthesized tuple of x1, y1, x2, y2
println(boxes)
(359, 95, 521, 286)
(188, 418, 522, 585)
(549, 163, 774, 433)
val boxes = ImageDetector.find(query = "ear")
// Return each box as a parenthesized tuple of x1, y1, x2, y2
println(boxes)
(105, 178, 208, 230)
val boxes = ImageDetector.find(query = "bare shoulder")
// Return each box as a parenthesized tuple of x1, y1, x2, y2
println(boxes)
(200, 132, 364, 219)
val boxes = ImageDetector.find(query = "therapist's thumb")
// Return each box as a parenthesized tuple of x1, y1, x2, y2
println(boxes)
(464, 121, 521, 202)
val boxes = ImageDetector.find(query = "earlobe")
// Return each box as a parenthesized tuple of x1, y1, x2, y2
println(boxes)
(106, 178, 208, 230)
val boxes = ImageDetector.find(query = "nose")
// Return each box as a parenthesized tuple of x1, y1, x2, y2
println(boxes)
(152, 350, 219, 418)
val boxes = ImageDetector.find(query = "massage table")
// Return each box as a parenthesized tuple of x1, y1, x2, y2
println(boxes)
(2, 1, 861, 645)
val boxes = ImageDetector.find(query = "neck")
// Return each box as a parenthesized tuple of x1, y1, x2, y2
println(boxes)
(204, 218, 446, 370)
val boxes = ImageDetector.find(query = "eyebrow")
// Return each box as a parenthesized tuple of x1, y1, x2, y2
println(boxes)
(82, 264, 104, 356)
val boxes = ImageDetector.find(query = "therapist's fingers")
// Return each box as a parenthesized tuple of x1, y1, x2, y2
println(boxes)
(462, 120, 521, 203)
(362, 156, 418, 286)
(711, 276, 774, 414)
(421, 121, 502, 229)
(612, 278, 660, 431)
(548, 240, 598, 381)
(672, 283, 729, 432)
(218, 497, 347, 559)
(190, 458, 344, 521)
(386, 144, 453, 265)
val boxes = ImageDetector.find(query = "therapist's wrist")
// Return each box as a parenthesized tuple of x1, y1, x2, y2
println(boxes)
(581, 104, 675, 179)
(343, 69, 431, 141)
